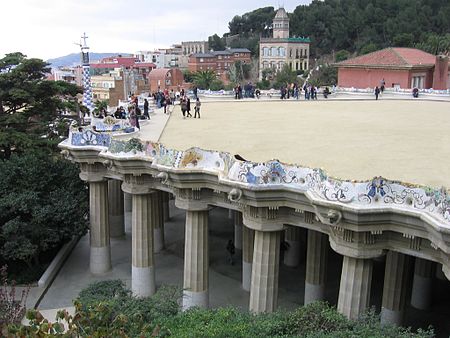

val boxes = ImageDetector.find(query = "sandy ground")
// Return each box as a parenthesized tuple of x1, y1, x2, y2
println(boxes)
(159, 100, 450, 188)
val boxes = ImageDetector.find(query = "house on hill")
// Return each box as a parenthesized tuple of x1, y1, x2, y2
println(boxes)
(335, 47, 449, 90)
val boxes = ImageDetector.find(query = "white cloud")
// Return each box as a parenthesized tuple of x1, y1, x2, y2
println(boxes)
(0, 0, 310, 60)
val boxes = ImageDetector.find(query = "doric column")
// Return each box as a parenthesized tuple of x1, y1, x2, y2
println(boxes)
(153, 191, 164, 253)
(162, 191, 170, 222)
(89, 181, 111, 274)
(242, 225, 255, 291)
(337, 256, 373, 320)
(131, 192, 156, 297)
(183, 210, 209, 310)
(284, 226, 302, 267)
(249, 230, 281, 313)
(234, 211, 243, 251)
(304, 230, 328, 304)
(124, 192, 132, 232)
(108, 179, 125, 238)
(380, 251, 411, 325)
(411, 258, 434, 310)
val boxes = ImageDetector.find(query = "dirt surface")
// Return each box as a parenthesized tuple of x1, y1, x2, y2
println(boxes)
(159, 100, 450, 188)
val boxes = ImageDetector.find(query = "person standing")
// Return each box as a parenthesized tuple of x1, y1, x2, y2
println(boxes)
(374, 86, 380, 100)
(194, 98, 201, 118)
(193, 86, 198, 99)
(143, 98, 150, 119)
(380, 78, 385, 94)
(180, 97, 187, 119)
(186, 97, 192, 117)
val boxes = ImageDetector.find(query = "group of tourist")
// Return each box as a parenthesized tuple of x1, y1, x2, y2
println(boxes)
(234, 83, 257, 99)
(278, 82, 325, 100)
(180, 95, 201, 119)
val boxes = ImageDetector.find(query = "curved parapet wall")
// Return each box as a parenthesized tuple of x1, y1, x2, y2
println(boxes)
(101, 138, 450, 229)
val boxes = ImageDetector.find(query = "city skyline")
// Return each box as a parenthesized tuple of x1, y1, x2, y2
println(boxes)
(1, 0, 311, 60)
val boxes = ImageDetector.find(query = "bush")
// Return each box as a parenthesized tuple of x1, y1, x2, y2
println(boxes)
(13, 283, 435, 338)
(0, 153, 88, 282)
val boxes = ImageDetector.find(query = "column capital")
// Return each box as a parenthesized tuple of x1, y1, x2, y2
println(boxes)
(174, 188, 209, 211)
(121, 174, 158, 195)
(79, 162, 108, 182)
(242, 206, 284, 232)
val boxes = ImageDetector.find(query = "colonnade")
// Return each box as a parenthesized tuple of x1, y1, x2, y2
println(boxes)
(86, 178, 446, 326)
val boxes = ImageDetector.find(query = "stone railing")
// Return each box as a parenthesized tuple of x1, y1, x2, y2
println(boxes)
(101, 138, 450, 228)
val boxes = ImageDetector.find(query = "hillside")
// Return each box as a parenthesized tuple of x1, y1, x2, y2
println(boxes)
(47, 52, 131, 68)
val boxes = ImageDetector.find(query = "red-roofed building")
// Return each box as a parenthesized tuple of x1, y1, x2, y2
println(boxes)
(148, 68, 185, 92)
(336, 48, 449, 90)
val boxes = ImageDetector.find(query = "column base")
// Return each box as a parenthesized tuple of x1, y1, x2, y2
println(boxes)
(243, 261, 252, 292)
(90, 246, 111, 274)
(110, 215, 125, 238)
(304, 282, 325, 305)
(132, 266, 155, 297)
(154, 228, 164, 253)
(125, 211, 132, 233)
(380, 307, 403, 326)
(411, 274, 432, 310)
(182, 290, 209, 310)
(284, 240, 301, 267)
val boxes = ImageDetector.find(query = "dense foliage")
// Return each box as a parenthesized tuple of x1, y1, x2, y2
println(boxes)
(0, 153, 88, 281)
(0, 52, 80, 160)
(214, 1, 450, 58)
(10, 280, 435, 337)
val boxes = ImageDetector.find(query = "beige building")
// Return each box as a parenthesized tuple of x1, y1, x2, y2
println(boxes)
(91, 71, 124, 106)
(259, 7, 310, 79)
(182, 41, 209, 56)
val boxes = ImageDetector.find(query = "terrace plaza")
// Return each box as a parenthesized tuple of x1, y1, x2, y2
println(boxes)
(59, 98, 450, 332)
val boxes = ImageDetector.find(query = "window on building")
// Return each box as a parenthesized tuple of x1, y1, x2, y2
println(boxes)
(271, 47, 278, 56)
(411, 75, 425, 89)
(218, 55, 222, 59)
(200, 58, 204, 63)
(279, 47, 286, 57)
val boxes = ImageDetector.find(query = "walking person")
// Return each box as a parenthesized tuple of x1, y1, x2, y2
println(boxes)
(226, 239, 235, 265)
(186, 97, 192, 117)
(143, 98, 150, 119)
(194, 98, 201, 118)
(374, 86, 380, 100)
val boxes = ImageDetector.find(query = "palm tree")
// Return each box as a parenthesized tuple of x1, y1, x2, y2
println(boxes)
(192, 70, 217, 90)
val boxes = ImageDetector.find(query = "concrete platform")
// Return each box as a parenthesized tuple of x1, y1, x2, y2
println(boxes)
(159, 100, 450, 188)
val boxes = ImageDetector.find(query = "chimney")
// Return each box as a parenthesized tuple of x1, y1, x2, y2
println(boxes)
(432, 55, 449, 90)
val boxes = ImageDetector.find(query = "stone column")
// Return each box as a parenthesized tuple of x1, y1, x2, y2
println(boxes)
(183, 210, 209, 310)
(131, 192, 156, 297)
(124, 192, 132, 233)
(153, 191, 164, 253)
(435, 263, 447, 281)
(337, 256, 373, 320)
(234, 211, 243, 251)
(242, 225, 255, 291)
(304, 230, 328, 304)
(162, 191, 170, 222)
(108, 179, 125, 238)
(380, 251, 411, 326)
(228, 209, 234, 219)
(249, 230, 281, 313)
(284, 226, 302, 267)
(89, 181, 111, 274)
(411, 258, 434, 310)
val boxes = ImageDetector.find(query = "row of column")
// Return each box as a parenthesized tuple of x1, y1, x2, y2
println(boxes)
(89, 181, 445, 325)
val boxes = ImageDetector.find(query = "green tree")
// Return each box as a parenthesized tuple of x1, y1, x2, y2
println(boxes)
(0, 153, 88, 273)
(192, 70, 217, 90)
(0, 53, 81, 160)
(208, 34, 225, 51)
(273, 64, 298, 88)
(335, 50, 350, 62)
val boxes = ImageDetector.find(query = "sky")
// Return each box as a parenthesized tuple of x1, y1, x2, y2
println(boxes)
(0, 0, 311, 60)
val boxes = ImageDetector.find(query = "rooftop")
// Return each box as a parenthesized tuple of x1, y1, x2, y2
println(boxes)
(158, 100, 450, 188)
(337, 48, 437, 68)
